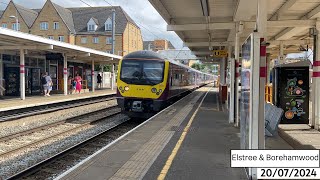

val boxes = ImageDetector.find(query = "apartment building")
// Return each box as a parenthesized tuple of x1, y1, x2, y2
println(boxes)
(0, 0, 143, 56)
(0, 0, 143, 96)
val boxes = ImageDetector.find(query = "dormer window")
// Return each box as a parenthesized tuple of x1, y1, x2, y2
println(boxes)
(87, 17, 98, 32)
(105, 18, 112, 31)
(88, 24, 95, 31)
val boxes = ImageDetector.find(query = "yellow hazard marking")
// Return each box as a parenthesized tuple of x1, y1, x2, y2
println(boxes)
(157, 87, 212, 180)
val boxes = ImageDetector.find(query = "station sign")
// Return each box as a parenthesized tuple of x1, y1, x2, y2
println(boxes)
(213, 50, 228, 58)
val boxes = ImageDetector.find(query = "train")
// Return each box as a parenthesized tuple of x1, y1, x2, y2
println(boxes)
(116, 50, 216, 118)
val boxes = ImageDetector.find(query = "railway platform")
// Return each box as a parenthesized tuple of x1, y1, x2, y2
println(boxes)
(0, 89, 115, 112)
(56, 85, 255, 180)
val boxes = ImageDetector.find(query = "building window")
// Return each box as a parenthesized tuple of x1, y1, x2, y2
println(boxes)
(106, 37, 112, 44)
(2, 23, 7, 28)
(40, 22, 48, 30)
(81, 37, 87, 44)
(105, 18, 112, 31)
(58, 36, 64, 42)
(93, 37, 99, 44)
(53, 22, 59, 30)
(12, 23, 20, 31)
(48, 36, 54, 40)
(88, 24, 95, 32)
(105, 23, 112, 31)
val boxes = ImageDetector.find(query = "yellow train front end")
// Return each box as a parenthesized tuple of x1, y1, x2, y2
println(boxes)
(116, 51, 169, 118)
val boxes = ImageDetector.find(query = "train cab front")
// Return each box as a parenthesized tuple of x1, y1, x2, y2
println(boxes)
(116, 54, 169, 118)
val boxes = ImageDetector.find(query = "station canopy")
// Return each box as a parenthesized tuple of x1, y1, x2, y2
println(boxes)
(0, 27, 122, 63)
(148, 0, 320, 62)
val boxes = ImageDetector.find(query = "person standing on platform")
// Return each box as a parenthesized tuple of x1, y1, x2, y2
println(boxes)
(42, 72, 52, 97)
(74, 73, 82, 94)
(97, 73, 102, 89)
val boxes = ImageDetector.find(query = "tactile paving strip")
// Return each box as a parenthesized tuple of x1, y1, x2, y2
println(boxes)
(109, 92, 204, 180)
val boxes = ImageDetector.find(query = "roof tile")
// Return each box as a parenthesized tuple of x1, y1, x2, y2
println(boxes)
(14, 3, 38, 28)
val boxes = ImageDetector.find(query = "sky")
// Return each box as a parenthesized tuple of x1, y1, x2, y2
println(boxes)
(0, 0, 184, 49)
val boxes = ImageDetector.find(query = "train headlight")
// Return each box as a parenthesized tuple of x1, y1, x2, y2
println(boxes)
(159, 89, 162, 93)
(151, 88, 157, 93)
(119, 86, 123, 90)
(124, 86, 129, 91)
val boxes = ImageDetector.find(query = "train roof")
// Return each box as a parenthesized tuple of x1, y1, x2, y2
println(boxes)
(123, 50, 164, 60)
(122, 50, 214, 77)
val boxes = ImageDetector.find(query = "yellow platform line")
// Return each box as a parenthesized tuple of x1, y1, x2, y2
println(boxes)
(157, 87, 212, 180)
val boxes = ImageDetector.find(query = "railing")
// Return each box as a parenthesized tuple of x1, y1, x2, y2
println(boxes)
(265, 85, 273, 104)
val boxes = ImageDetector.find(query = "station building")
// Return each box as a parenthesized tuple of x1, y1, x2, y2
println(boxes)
(0, 0, 142, 97)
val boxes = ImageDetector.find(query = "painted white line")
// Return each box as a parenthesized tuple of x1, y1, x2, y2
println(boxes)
(55, 88, 199, 180)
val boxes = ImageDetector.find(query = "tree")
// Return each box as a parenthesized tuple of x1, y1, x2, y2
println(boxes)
(191, 63, 205, 71)
(94, 65, 112, 72)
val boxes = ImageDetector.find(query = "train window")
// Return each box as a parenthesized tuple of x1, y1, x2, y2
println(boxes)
(120, 59, 164, 85)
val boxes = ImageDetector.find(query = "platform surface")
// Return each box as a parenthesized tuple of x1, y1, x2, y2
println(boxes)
(0, 89, 115, 111)
(278, 124, 320, 149)
(59, 86, 247, 180)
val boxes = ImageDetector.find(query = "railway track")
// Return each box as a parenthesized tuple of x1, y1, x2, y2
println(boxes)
(0, 94, 115, 122)
(7, 119, 139, 180)
(1, 87, 199, 179)
(0, 107, 127, 179)
(0, 106, 120, 157)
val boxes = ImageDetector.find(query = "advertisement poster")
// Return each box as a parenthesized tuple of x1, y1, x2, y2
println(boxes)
(4, 67, 20, 96)
(275, 67, 309, 124)
(240, 35, 252, 150)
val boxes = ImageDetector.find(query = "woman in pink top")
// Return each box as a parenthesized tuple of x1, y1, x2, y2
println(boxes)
(74, 74, 82, 93)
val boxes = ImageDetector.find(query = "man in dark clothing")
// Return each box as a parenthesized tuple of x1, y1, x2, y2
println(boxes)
(97, 74, 102, 89)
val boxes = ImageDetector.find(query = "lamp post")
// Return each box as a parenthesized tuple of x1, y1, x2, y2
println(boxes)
(9, 15, 19, 31)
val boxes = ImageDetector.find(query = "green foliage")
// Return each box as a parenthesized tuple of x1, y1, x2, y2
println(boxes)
(191, 63, 216, 74)
(94, 65, 112, 72)
(191, 63, 205, 71)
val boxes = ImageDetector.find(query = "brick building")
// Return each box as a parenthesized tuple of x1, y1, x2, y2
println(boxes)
(143, 39, 175, 51)
(0, 0, 143, 56)
(0, 0, 143, 96)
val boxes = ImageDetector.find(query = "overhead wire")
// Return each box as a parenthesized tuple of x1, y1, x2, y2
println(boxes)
(79, 0, 92, 7)
(110, 2, 185, 59)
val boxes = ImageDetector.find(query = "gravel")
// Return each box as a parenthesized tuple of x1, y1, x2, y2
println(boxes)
(0, 107, 120, 154)
(0, 113, 129, 179)
(0, 100, 117, 138)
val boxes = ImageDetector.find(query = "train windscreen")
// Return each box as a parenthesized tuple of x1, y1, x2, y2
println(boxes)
(120, 59, 164, 85)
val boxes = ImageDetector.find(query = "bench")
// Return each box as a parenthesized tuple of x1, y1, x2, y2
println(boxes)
(265, 103, 284, 137)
